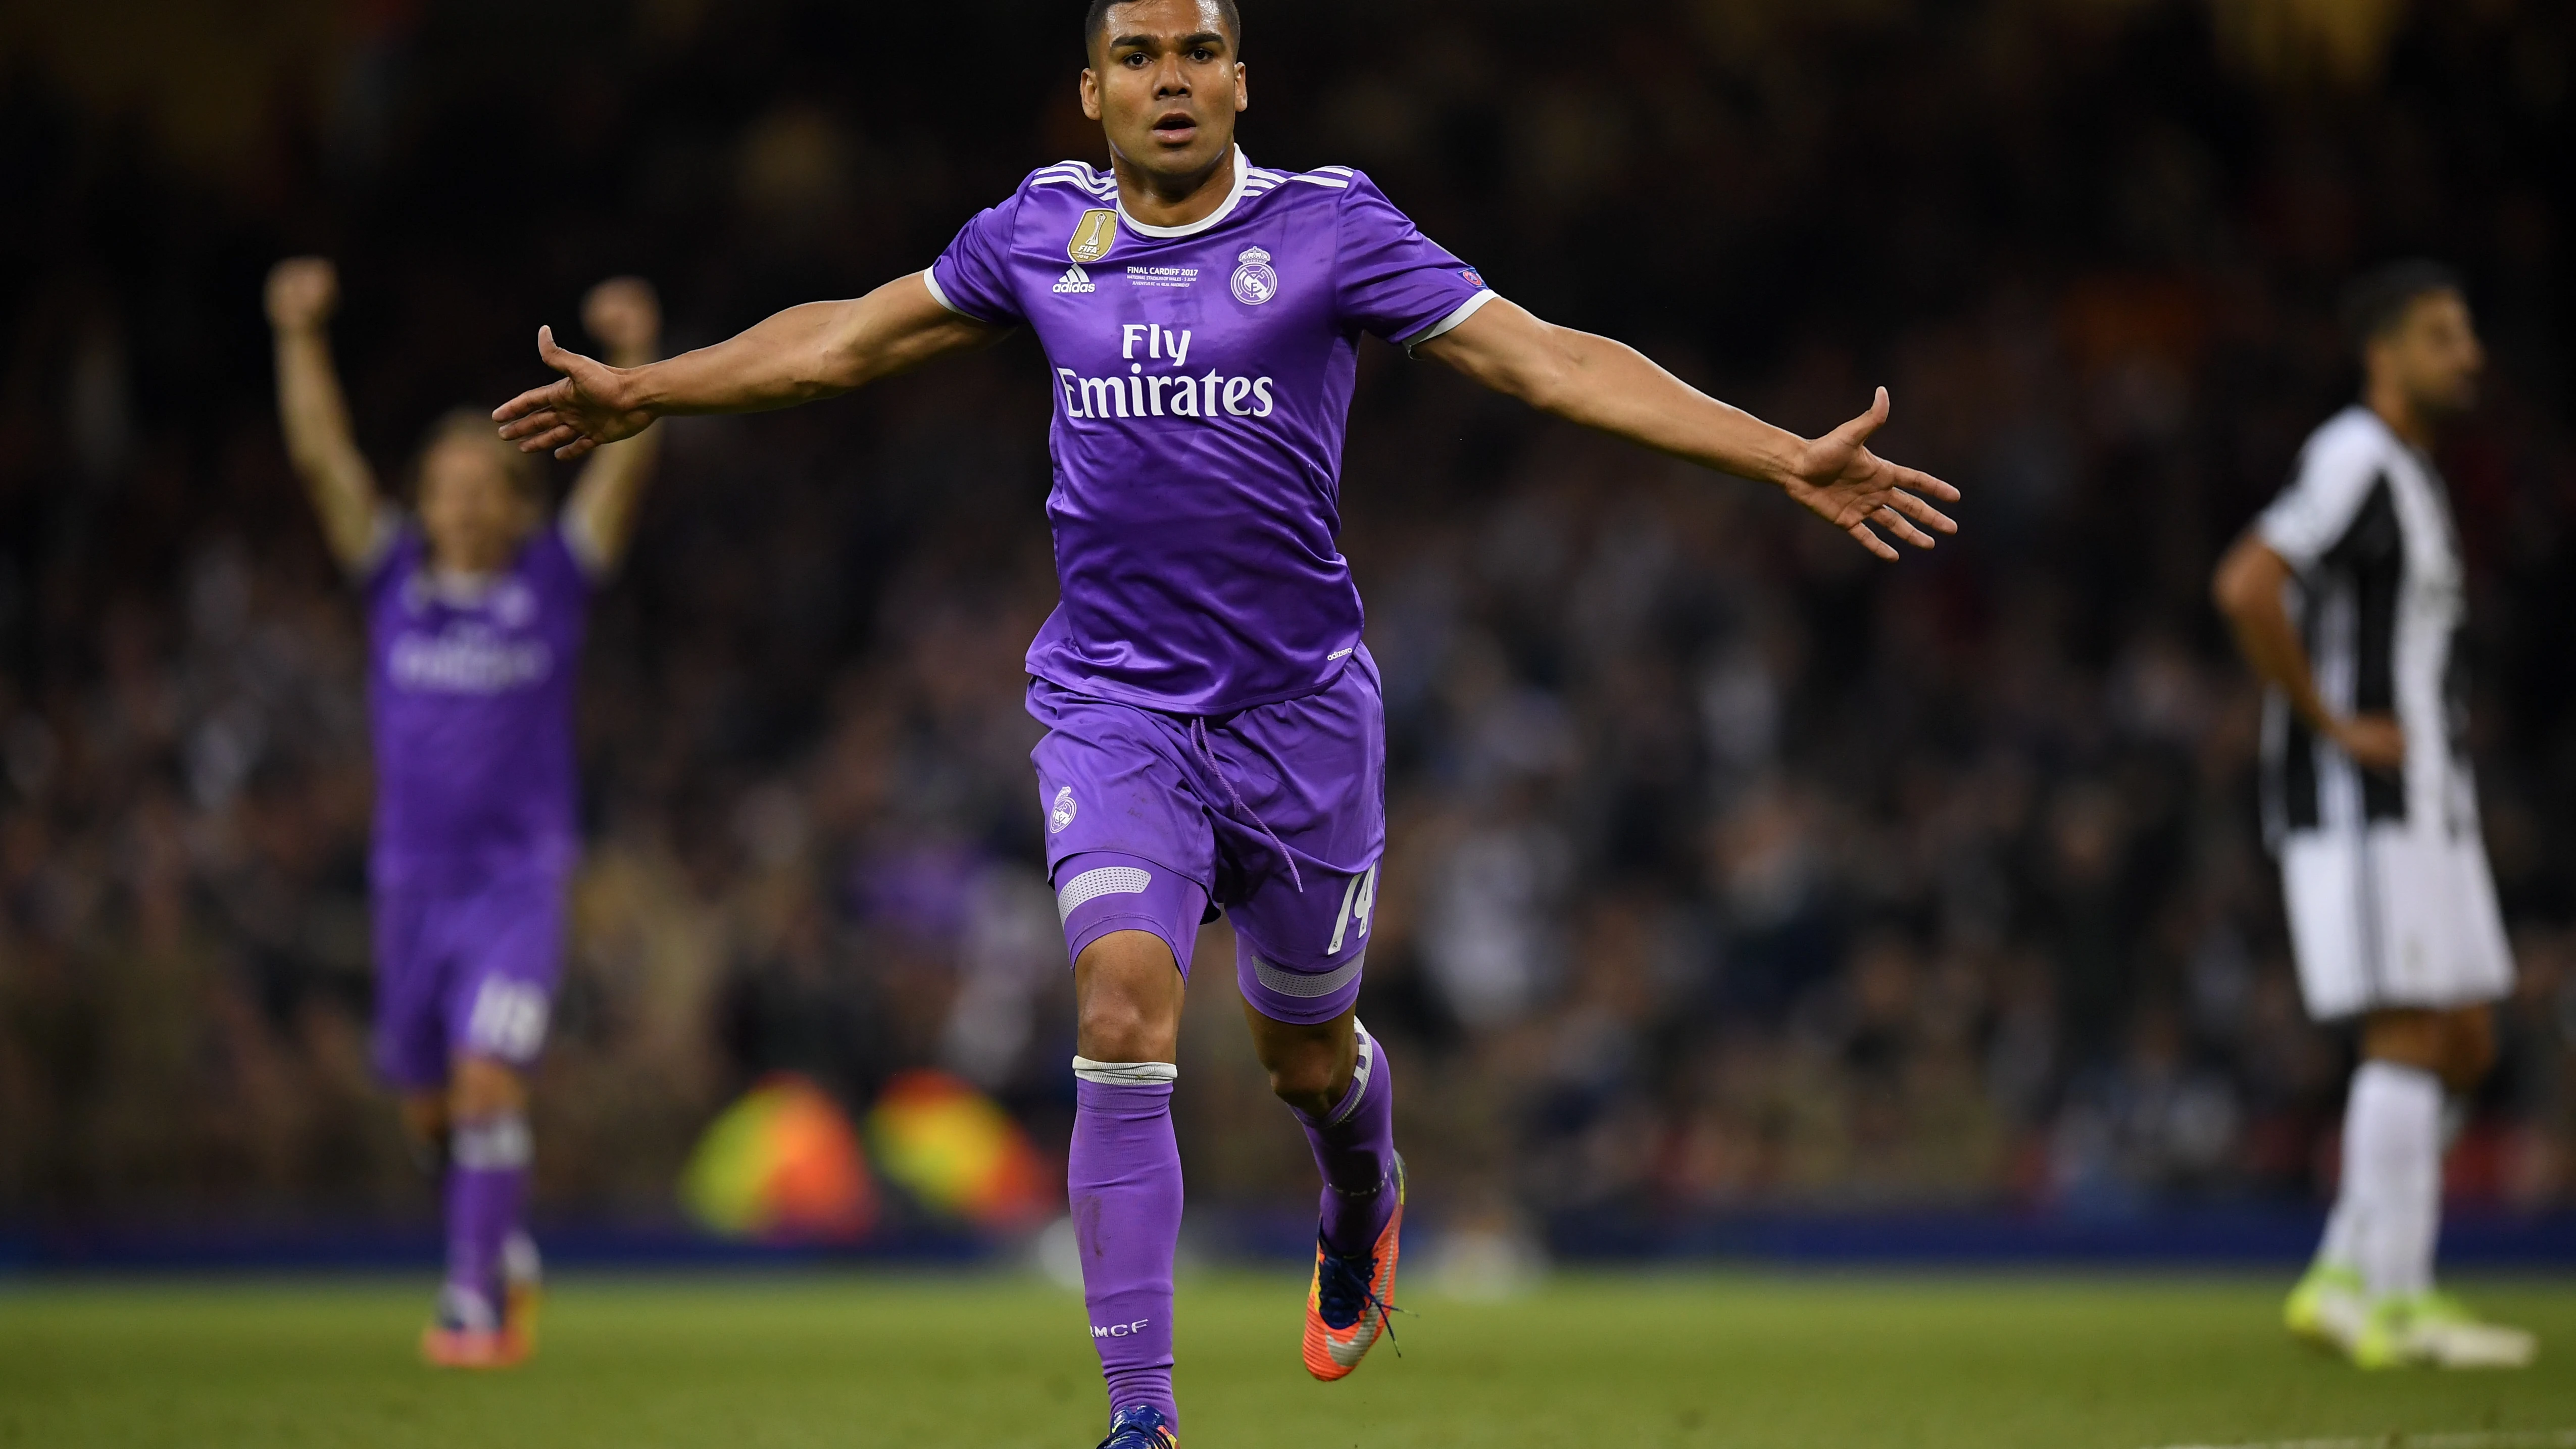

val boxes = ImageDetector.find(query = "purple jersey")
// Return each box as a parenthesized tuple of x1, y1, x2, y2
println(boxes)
(926, 148, 1495, 715)
(362, 523, 591, 887)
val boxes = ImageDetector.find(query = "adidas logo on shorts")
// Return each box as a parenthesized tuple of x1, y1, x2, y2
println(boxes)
(1053, 264, 1096, 294)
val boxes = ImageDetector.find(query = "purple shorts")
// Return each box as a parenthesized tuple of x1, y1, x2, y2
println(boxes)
(371, 866, 568, 1090)
(1029, 649, 1385, 1026)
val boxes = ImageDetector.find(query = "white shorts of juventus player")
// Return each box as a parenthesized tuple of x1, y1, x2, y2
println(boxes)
(2258, 405, 2514, 1021)
(2279, 830, 2513, 1020)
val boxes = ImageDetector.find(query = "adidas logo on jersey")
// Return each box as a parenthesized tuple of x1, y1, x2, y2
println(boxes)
(1053, 264, 1096, 294)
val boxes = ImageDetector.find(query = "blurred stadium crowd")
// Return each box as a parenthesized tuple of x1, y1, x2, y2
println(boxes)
(2, 0, 2572, 1242)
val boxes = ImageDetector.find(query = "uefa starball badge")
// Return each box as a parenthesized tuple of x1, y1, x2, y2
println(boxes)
(1230, 246, 1278, 306)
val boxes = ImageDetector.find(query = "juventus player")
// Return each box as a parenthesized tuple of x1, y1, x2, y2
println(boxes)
(2214, 262, 2534, 1370)
(493, 1, 1957, 1441)
(269, 259, 662, 1367)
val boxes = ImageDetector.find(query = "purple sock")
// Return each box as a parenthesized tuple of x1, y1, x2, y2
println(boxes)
(442, 1114, 531, 1327)
(1070, 1068, 1182, 1430)
(1292, 1021, 1397, 1257)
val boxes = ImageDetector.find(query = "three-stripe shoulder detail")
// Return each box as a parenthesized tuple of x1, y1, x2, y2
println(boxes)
(1243, 165, 1354, 201)
(1031, 161, 1116, 198)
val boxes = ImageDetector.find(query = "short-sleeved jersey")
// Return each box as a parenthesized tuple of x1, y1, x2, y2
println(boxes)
(362, 522, 592, 887)
(2254, 405, 2478, 846)
(925, 147, 1495, 716)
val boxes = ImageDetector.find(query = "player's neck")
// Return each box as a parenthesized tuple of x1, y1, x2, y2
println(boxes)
(428, 539, 513, 584)
(1110, 144, 1236, 230)
(424, 562, 502, 603)
(2364, 382, 2436, 453)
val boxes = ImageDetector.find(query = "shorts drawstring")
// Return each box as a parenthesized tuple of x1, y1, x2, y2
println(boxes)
(1190, 716, 1302, 893)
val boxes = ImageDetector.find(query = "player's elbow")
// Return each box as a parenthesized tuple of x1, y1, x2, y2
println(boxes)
(1508, 329, 1591, 414)
(286, 443, 356, 494)
(2210, 536, 2277, 622)
(2207, 562, 2241, 620)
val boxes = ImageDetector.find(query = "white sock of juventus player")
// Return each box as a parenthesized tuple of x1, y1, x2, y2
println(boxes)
(2314, 1190, 2364, 1275)
(2344, 1060, 2444, 1301)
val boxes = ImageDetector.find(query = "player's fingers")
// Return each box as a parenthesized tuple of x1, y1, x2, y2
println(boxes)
(554, 435, 599, 461)
(495, 404, 562, 438)
(1885, 489, 1958, 535)
(492, 383, 560, 424)
(516, 423, 579, 454)
(1893, 463, 1960, 503)
(1847, 519, 1899, 562)
(1873, 505, 1937, 550)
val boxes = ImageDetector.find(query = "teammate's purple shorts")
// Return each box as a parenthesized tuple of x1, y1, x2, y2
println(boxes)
(1030, 649, 1385, 1027)
(371, 866, 569, 1090)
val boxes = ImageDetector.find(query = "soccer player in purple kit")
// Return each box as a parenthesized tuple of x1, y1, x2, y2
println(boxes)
(267, 258, 663, 1369)
(494, 1, 1957, 1440)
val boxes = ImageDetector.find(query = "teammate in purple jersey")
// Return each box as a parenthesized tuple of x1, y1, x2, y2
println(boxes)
(267, 259, 662, 1369)
(495, 1, 1956, 1440)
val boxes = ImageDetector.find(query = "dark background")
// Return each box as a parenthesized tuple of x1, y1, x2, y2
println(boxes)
(2, 0, 2571, 1246)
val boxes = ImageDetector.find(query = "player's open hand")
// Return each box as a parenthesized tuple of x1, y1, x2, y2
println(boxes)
(265, 257, 338, 333)
(492, 327, 655, 461)
(1779, 388, 1960, 561)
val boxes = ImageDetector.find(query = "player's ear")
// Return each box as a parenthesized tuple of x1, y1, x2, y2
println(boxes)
(1079, 67, 1102, 122)
(1233, 63, 1248, 113)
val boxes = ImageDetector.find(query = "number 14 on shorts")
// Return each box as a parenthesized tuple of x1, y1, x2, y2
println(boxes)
(1326, 865, 1379, 955)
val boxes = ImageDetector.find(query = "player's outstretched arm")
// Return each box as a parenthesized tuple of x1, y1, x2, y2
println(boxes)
(2211, 532, 2406, 770)
(265, 258, 387, 569)
(559, 276, 664, 573)
(493, 273, 999, 461)
(1416, 298, 1959, 560)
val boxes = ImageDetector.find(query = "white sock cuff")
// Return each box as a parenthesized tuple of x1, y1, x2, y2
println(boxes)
(1072, 1058, 1178, 1086)
(451, 1114, 532, 1171)
(2354, 1059, 2442, 1104)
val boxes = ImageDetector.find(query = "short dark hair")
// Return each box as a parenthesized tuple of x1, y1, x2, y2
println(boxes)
(2340, 260, 2465, 350)
(1085, 0, 1242, 60)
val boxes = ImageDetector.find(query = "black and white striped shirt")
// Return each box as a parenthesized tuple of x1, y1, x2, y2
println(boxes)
(2255, 406, 2478, 848)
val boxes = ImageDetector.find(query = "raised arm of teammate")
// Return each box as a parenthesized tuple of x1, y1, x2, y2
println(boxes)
(1416, 298, 1959, 561)
(2210, 533, 2407, 771)
(491, 274, 997, 461)
(558, 276, 666, 573)
(267, 258, 387, 570)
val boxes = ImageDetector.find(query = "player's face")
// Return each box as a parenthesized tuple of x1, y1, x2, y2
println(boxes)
(2377, 289, 2484, 419)
(1082, 0, 1246, 182)
(418, 437, 539, 574)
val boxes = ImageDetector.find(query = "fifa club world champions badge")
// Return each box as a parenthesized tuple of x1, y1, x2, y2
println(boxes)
(1230, 246, 1277, 306)
(1069, 210, 1119, 263)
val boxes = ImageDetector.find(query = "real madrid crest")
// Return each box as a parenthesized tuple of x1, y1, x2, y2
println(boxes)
(1069, 209, 1119, 264)
(1230, 246, 1277, 306)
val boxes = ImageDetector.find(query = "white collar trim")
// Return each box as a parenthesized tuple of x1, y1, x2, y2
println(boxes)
(1117, 146, 1250, 239)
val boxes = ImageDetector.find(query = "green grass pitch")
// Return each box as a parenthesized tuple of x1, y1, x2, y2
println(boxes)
(3, 1269, 2571, 1447)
